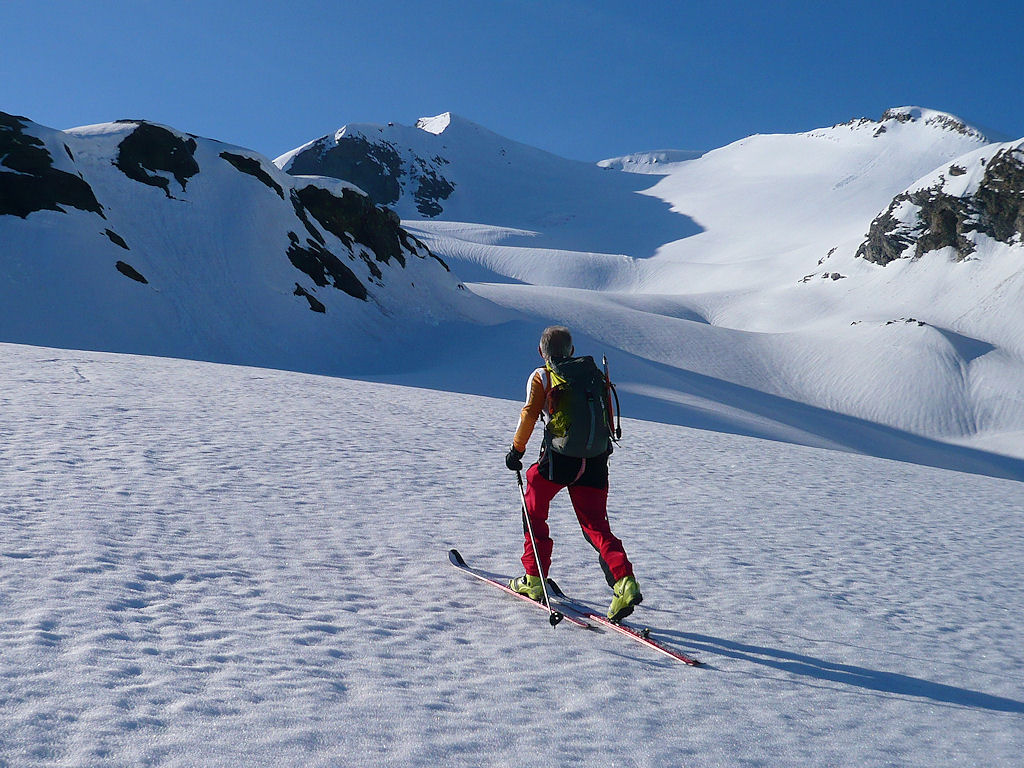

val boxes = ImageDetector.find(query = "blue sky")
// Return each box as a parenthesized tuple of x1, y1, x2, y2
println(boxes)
(2, 0, 1021, 162)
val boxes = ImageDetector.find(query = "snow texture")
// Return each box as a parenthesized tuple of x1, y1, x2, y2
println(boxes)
(0, 342, 1021, 767)
(388, 108, 1024, 468)
(3, 106, 1024, 765)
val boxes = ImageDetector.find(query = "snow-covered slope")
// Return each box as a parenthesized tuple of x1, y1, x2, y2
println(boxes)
(597, 148, 704, 173)
(275, 112, 700, 260)
(5, 106, 1024, 474)
(1, 343, 1021, 767)
(0, 112, 486, 373)
(355, 107, 1023, 465)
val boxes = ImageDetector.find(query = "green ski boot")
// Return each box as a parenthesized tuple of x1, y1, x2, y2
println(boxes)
(509, 574, 545, 602)
(608, 575, 643, 622)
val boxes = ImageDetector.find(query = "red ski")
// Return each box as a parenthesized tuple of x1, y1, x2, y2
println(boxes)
(448, 549, 592, 629)
(546, 578, 702, 666)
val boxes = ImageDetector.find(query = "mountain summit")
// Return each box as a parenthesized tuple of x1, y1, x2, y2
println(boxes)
(275, 113, 699, 258)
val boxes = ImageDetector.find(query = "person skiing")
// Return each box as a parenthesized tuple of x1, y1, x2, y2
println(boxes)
(504, 325, 642, 622)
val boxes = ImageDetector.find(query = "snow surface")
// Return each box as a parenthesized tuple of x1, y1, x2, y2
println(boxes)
(597, 149, 705, 173)
(3, 108, 1024, 477)
(1, 341, 1021, 767)
(387, 108, 1024, 466)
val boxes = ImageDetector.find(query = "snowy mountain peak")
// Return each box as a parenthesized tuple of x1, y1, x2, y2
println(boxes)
(415, 112, 453, 135)
(276, 111, 599, 221)
(414, 112, 498, 139)
(879, 106, 989, 140)
(827, 106, 990, 143)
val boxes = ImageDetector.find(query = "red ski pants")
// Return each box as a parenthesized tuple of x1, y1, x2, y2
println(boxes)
(520, 463, 633, 585)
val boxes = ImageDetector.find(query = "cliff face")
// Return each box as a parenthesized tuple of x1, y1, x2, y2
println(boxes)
(279, 127, 455, 218)
(857, 140, 1024, 265)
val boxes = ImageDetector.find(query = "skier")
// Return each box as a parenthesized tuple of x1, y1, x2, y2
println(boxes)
(504, 325, 642, 622)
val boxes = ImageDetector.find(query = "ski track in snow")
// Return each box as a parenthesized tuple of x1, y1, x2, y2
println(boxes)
(1, 343, 1022, 767)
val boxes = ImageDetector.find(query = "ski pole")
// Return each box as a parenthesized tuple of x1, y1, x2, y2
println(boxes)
(516, 469, 563, 627)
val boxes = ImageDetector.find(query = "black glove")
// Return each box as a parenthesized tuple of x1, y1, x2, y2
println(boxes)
(505, 446, 524, 471)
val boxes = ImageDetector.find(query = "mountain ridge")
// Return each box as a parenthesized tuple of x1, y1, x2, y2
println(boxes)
(0, 111, 481, 372)
(4, 105, 1024, 470)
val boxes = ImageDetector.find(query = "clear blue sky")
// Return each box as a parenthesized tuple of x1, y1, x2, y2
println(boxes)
(2, 0, 1022, 162)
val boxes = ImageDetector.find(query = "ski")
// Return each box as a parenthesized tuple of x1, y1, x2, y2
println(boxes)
(546, 578, 702, 666)
(448, 549, 591, 629)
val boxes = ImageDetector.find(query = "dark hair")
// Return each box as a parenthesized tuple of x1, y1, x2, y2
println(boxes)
(540, 326, 573, 360)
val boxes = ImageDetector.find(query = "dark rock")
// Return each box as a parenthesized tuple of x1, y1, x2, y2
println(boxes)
(857, 145, 1024, 264)
(412, 167, 456, 217)
(114, 122, 199, 197)
(880, 109, 914, 125)
(410, 154, 455, 216)
(295, 184, 406, 270)
(286, 135, 403, 205)
(283, 132, 456, 217)
(398, 228, 449, 272)
(289, 190, 327, 246)
(0, 112, 104, 218)
(293, 283, 326, 313)
(115, 260, 148, 283)
(949, 164, 967, 177)
(220, 152, 284, 198)
(973, 146, 1024, 243)
(856, 198, 919, 265)
(104, 229, 129, 249)
(286, 231, 367, 301)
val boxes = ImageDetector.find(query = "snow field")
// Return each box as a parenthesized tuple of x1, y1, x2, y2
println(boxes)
(398, 111, 1024, 463)
(5, 108, 1023, 474)
(1, 343, 1022, 767)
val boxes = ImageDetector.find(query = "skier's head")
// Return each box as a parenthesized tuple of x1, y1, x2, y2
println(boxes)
(539, 326, 573, 361)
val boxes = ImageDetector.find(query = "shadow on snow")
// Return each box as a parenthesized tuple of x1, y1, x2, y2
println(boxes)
(669, 631, 1024, 714)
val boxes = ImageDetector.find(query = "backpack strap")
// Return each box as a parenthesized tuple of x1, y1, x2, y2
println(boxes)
(538, 367, 551, 424)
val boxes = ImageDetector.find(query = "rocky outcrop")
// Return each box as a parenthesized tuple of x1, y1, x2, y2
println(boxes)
(280, 130, 455, 218)
(833, 107, 989, 143)
(0, 112, 104, 218)
(286, 231, 368, 301)
(287, 134, 404, 205)
(857, 141, 1024, 264)
(1, 113, 459, 328)
(220, 151, 284, 198)
(113, 122, 200, 197)
(115, 260, 148, 283)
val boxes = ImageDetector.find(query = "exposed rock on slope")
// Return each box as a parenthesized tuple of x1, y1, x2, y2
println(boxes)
(0, 112, 472, 369)
(833, 107, 990, 143)
(0, 112, 103, 218)
(281, 128, 455, 217)
(857, 139, 1024, 264)
(113, 121, 200, 197)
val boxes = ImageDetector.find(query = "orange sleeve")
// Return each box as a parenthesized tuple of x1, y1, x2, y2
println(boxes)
(512, 369, 546, 453)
